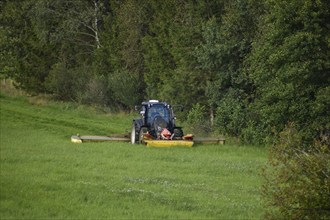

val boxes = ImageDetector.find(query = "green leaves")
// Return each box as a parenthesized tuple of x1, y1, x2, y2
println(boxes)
(108, 69, 144, 109)
(263, 124, 330, 219)
(247, 0, 330, 142)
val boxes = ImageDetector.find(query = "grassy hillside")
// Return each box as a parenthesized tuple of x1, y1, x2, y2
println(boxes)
(0, 92, 267, 219)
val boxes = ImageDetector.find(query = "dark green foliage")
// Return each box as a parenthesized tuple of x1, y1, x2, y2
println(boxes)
(1, 0, 329, 141)
(142, 1, 231, 111)
(45, 62, 78, 101)
(1, 0, 56, 93)
(195, 0, 264, 140)
(247, 0, 330, 143)
(186, 103, 211, 135)
(47, 63, 91, 103)
(108, 69, 144, 109)
(262, 124, 330, 219)
(80, 74, 111, 107)
(214, 89, 247, 137)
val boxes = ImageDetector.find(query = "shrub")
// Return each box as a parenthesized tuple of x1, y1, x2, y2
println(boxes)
(262, 124, 330, 219)
(186, 103, 211, 135)
(214, 92, 247, 137)
(45, 62, 90, 102)
(80, 75, 111, 107)
(108, 69, 144, 109)
(240, 120, 268, 145)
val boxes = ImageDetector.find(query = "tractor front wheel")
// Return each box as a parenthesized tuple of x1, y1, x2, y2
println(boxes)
(131, 124, 138, 144)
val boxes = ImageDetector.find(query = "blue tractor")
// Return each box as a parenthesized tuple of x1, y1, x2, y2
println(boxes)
(131, 100, 185, 144)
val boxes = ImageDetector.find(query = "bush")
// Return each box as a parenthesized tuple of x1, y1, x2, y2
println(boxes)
(186, 103, 211, 135)
(214, 92, 247, 137)
(108, 69, 144, 109)
(80, 75, 111, 107)
(262, 124, 330, 219)
(240, 120, 267, 145)
(45, 62, 90, 102)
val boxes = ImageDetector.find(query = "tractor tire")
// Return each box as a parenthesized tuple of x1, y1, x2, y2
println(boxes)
(139, 127, 148, 145)
(131, 124, 138, 144)
(131, 119, 143, 144)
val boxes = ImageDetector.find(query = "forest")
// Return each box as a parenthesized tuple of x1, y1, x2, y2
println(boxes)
(1, 0, 329, 144)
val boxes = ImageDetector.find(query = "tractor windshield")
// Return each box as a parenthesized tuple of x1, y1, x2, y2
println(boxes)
(147, 105, 170, 125)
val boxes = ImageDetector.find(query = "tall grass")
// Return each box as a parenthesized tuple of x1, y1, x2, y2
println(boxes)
(0, 92, 267, 219)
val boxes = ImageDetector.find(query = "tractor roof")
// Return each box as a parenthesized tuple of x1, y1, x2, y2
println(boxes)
(141, 100, 170, 107)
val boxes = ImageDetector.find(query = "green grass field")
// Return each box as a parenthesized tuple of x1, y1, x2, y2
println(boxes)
(0, 92, 268, 219)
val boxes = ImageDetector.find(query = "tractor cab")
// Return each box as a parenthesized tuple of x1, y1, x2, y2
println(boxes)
(131, 100, 184, 144)
(140, 101, 172, 129)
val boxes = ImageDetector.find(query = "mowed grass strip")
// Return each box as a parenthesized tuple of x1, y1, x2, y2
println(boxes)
(0, 93, 267, 219)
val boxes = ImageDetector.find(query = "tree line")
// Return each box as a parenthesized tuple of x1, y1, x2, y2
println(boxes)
(1, 0, 329, 144)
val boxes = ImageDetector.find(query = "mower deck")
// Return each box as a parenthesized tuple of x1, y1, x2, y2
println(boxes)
(144, 140, 194, 148)
(71, 135, 130, 143)
(71, 135, 225, 146)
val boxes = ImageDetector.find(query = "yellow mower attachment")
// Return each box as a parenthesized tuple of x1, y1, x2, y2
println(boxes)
(144, 140, 194, 148)
(142, 133, 194, 148)
(71, 135, 130, 143)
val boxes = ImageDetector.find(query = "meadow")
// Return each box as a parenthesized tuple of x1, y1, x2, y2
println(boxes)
(0, 91, 268, 219)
